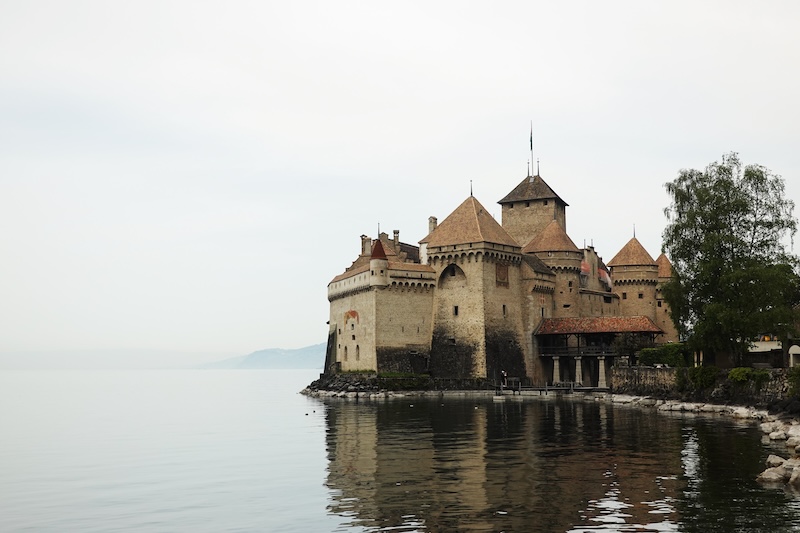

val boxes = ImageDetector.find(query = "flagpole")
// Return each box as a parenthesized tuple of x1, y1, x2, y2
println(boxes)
(530, 121, 534, 176)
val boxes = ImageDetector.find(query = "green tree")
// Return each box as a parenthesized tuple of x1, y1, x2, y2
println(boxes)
(662, 153, 800, 366)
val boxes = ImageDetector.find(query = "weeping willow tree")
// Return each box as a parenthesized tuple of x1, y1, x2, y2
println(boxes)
(661, 153, 800, 366)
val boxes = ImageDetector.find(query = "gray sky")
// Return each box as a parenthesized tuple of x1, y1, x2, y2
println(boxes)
(1, 1, 799, 364)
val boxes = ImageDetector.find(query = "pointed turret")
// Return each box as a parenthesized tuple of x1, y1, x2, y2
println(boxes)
(607, 237, 657, 268)
(522, 219, 580, 254)
(609, 237, 659, 320)
(655, 253, 673, 280)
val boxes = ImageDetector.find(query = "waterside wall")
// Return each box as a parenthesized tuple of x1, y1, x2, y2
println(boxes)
(610, 367, 789, 408)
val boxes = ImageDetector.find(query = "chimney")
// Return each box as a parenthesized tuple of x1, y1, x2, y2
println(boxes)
(428, 216, 438, 234)
(393, 230, 399, 249)
(360, 235, 371, 256)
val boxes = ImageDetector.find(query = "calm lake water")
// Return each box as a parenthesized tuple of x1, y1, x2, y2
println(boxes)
(1, 369, 800, 532)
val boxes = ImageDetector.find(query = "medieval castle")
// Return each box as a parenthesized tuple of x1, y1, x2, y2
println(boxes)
(324, 172, 679, 387)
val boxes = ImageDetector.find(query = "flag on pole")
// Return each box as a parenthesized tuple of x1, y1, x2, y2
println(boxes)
(529, 125, 533, 151)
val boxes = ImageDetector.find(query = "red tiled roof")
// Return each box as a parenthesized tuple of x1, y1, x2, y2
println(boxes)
(535, 316, 663, 335)
(371, 239, 387, 259)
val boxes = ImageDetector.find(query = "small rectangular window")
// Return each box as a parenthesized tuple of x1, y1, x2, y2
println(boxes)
(544, 200, 548, 206)
(449, 338, 456, 345)
(502, 304, 507, 317)
(622, 292, 627, 300)
(638, 293, 644, 299)
(454, 306, 459, 316)
(352, 335, 355, 340)
(525, 202, 530, 207)
(658, 300, 663, 307)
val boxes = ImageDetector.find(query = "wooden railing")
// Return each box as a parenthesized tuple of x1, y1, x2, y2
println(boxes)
(538, 346, 618, 357)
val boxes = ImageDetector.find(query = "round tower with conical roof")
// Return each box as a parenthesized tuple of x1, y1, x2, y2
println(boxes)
(522, 219, 583, 318)
(655, 253, 680, 342)
(608, 237, 659, 321)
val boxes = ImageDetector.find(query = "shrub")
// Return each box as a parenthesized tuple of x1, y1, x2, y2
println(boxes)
(688, 365, 719, 390)
(727, 367, 753, 384)
(638, 343, 689, 367)
(788, 367, 800, 398)
(751, 369, 771, 390)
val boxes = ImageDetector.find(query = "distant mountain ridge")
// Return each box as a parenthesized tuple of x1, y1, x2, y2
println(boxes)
(203, 343, 326, 369)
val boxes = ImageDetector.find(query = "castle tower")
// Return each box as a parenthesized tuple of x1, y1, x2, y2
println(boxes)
(420, 196, 525, 380)
(522, 220, 583, 318)
(498, 174, 568, 247)
(655, 253, 680, 342)
(607, 237, 658, 321)
(369, 239, 390, 288)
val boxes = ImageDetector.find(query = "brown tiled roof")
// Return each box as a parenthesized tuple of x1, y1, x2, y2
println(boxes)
(607, 237, 656, 267)
(655, 253, 673, 278)
(421, 196, 519, 248)
(535, 316, 663, 335)
(522, 254, 553, 275)
(329, 257, 434, 284)
(330, 263, 369, 283)
(498, 174, 568, 206)
(522, 220, 580, 253)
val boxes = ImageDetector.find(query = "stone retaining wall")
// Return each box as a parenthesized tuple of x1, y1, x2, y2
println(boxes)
(610, 366, 789, 408)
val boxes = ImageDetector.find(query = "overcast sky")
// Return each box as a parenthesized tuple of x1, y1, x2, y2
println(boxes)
(1, 1, 798, 365)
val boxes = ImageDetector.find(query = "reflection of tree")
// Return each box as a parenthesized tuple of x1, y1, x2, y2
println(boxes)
(676, 419, 794, 532)
(324, 398, 689, 531)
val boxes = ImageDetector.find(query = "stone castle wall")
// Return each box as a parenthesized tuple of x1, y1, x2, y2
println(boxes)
(501, 199, 566, 247)
(329, 289, 376, 372)
(374, 284, 434, 373)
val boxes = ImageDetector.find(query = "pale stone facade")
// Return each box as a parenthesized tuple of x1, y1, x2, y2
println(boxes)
(325, 173, 679, 385)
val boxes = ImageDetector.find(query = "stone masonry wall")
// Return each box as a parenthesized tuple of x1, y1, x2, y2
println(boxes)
(501, 199, 566, 248)
(611, 367, 790, 408)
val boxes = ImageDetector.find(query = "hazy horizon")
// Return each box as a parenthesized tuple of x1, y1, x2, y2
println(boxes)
(0, 342, 326, 370)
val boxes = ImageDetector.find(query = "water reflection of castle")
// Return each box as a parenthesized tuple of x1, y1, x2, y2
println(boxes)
(323, 399, 684, 531)
(326, 173, 679, 386)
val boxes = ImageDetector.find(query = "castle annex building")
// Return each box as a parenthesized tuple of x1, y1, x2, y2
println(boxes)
(325, 173, 679, 386)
